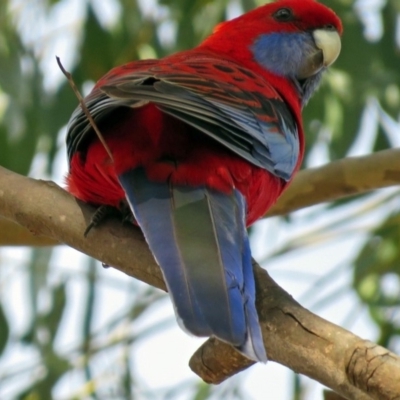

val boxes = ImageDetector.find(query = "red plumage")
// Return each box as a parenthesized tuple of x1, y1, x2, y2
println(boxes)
(67, 56, 290, 225)
(67, 0, 342, 225)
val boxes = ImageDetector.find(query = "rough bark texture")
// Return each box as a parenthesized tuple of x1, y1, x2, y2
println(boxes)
(190, 264, 400, 399)
(0, 158, 400, 400)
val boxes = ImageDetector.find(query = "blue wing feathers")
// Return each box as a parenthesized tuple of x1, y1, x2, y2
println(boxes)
(67, 60, 299, 182)
(238, 234, 267, 361)
(119, 169, 209, 336)
(118, 168, 267, 362)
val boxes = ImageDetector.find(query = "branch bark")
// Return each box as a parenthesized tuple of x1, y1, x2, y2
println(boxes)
(0, 217, 58, 246)
(189, 263, 400, 400)
(0, 162, 400, 400)
(266, 147, 400, 217)
(1, 148, 399, 246)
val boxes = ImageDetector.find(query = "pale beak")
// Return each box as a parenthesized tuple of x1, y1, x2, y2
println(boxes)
(295, 29, 341, 80)
(313, 29, 341, 67)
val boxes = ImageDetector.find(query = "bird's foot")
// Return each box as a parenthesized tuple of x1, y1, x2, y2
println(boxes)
(84, 205, 121, 237)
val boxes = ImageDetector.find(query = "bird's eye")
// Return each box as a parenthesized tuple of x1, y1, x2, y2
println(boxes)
(324, 24, 336, 31)
(273, 8, 294, 22)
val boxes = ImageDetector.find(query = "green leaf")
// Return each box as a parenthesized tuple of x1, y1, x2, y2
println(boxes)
(45, 283, 67, 341)
(0, 300, 9, 355)
(193, 382, 212, 400)
(353, 212, 400, 347)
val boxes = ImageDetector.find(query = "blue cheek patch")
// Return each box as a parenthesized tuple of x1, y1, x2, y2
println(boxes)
(251, 32, 315, 78)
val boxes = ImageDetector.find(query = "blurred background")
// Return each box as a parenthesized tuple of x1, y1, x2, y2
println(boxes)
(0, 0, 399, 398)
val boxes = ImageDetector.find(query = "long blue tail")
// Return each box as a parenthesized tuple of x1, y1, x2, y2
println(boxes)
(118, 168, 267, 362)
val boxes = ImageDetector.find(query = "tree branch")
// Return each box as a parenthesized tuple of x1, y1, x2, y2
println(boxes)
(0, 166, 164, 288)
(1, 165, 400, 399)
(266, 147, 400, 217)
(1, 148, 399, 246)
(0, 218, 58, 246)
(189, 263, 400, 400)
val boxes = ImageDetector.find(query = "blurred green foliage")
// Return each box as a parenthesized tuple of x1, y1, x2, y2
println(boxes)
(354, 212, 400, 347)
(305, 0, 400, 159)
(0, 0, 399, 398)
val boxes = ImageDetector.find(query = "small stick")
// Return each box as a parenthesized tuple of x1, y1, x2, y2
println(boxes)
(56, 56, 114, 162)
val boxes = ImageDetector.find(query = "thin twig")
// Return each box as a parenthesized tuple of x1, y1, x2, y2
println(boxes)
(56, 56, 114, 162)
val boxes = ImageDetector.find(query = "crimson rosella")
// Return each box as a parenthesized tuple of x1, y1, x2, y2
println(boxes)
(66, 0, 342, 362)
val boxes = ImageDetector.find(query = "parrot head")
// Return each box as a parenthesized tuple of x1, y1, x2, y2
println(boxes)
(202, 0, 342, 105)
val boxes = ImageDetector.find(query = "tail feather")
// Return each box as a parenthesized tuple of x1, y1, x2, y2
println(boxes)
(118, 168, 267, 362)
(171, 185, 246, 344)
(119, 169, 209, 336)
(238, 234, 267, 361)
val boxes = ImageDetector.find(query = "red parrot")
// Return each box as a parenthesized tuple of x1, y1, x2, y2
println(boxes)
(66, 0, 342, 362)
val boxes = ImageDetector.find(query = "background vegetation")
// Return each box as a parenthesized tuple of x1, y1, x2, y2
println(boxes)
(0, 0, 399, 398)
